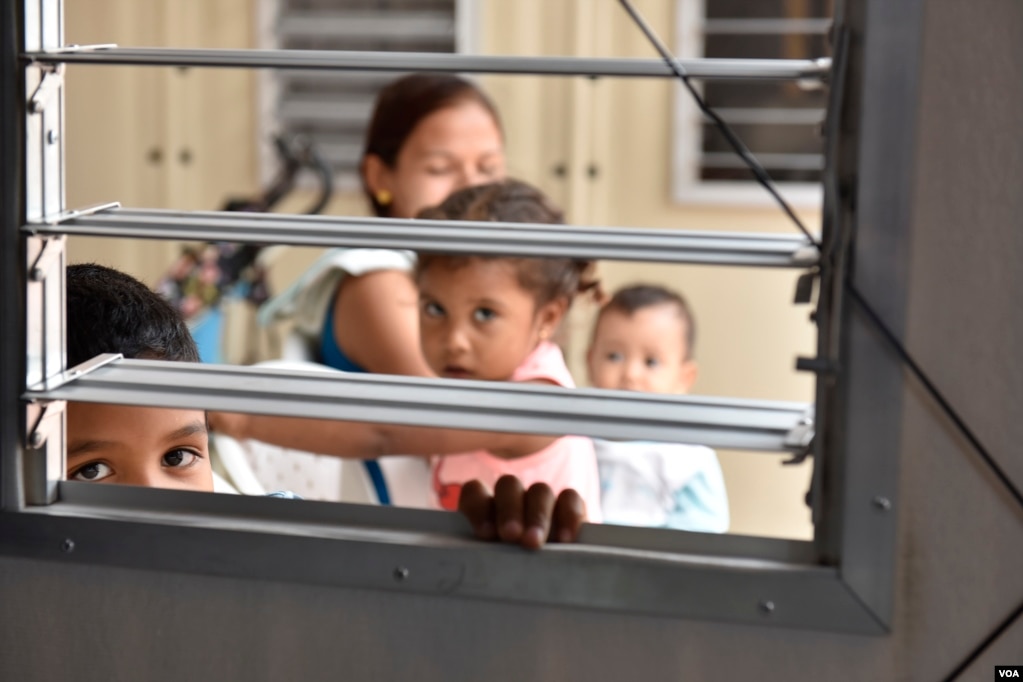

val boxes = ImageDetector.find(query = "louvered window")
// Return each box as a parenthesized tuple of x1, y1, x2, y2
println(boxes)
(675, 0, 833, 204)
(5, 0, 907, 637)
(266, 0, 459, 189)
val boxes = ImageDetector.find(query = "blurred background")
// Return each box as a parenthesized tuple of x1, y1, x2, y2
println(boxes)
(64, 0, 830, 539)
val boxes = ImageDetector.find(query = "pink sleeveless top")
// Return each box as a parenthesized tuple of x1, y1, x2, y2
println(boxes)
(430, 342, 602, 522)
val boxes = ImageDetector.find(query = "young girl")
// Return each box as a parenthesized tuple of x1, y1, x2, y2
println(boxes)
(415, 180, 603, 516)
(212, 180, 604, 522)
(257, 73, 506, 506)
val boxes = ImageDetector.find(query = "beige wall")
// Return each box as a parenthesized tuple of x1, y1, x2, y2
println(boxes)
(63, 0, 814, 539)
(64, 0, 259, 283)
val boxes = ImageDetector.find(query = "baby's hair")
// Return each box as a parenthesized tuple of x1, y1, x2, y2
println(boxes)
(415, 180, 602, 307)
(67, 263, 200, 367)
(601, 284, 697, 359)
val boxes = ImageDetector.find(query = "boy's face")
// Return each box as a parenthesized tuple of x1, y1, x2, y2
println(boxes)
(587, 304, 697, 395)
(66, 403, 213, 491)
(418, 259, 563, 381)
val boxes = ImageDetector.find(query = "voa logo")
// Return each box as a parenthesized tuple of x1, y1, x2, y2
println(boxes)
(997, 670, 1020, 678)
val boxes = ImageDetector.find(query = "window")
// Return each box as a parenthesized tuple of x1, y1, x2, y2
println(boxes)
(2, 0, 901, 635)
(674, 0, 833, 206)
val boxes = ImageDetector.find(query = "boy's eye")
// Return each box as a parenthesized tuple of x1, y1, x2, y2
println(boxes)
(422, 301, 444, 317)
(645, 357, 661, 368)
(71, 461, 113, 482)
(605, 351, 623, 363)
(425, 165, 452, 176)
(162, 449, 200, 469)
(473, 307, 497, 323)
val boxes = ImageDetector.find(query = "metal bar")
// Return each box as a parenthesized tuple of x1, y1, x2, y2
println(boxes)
(23, 358, 813, 452)
(278, 98, 373, 125)
(702, 108, 826, 126)
(0, 0, 25, 510)
(20, 0, 66, 507)
(24, 47, 831, 81)
(703, 18, 833, 35)
(702, 152, 825, 171)
(0, 483, 882, 633)
(279, 12, 455, 42)
(26, 207, 821, 268)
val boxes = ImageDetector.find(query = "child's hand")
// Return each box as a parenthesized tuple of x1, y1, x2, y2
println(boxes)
(458, 475, 586, 550)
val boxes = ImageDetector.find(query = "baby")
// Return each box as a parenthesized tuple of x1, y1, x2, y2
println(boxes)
(587, 284, 729, 532)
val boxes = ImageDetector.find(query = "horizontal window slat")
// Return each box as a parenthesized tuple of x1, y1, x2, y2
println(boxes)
(279, 97, 374, 125)
(27, 207, 821, 268)
(278, 71, 403, 90)
(279, 11, 454, 42)
(703, 18, 833, 35)
(25, 357, 814, 452)
(700, 108, 826, 126)
(701, 152, 824, 171)
(29, 49, 831, 81)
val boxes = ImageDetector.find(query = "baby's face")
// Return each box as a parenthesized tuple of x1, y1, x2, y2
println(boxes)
(587, 304, 696, 395)
(66, 403, 213, 491)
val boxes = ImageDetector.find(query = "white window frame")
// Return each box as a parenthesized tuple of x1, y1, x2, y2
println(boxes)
(672, 0, 824, 209)
(1, 0, 908, 636)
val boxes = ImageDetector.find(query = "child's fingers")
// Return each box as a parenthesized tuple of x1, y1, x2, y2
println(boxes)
(493, 475, 526, 544)
(521, 483, 556, 550)
(457, 479, 497, 541)
(552, 489, 587, 544)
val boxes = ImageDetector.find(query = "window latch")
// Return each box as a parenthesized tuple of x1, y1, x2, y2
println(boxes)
(25, 400, 65, 450)
(783, 410, 815, 461)
(26, 352, 123, 394)
(27, 63, 64, 115)
(793, 267, 818, 304)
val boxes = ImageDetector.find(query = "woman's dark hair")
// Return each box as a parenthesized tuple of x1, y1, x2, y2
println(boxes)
(415, 179, 601, 307)
(361, 73, 503, 217)
(66, 263, 200, 367)
(601, 284, 697, 359)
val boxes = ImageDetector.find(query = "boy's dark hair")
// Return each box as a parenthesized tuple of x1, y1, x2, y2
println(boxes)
(67, 263, 200, 367)
(415, 180, 601, 306)
(601, 284, 697, 359)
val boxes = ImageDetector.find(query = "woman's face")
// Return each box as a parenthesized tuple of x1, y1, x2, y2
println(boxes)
(367, 101, 506, 219)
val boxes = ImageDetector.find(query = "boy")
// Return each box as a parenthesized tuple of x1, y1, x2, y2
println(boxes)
(586, 284, 729, 532)
(65, 263, 584, 548)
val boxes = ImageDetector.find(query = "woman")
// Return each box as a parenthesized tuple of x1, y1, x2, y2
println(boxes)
(254, 74, 512, 510)
(263, 73, 506, 377)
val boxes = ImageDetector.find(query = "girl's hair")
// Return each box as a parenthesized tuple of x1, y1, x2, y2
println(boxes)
(360, 73, 503, 217)
(415, 180, 602, 307)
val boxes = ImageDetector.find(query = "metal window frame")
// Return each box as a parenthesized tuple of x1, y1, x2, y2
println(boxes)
(0, 0, 905, 635)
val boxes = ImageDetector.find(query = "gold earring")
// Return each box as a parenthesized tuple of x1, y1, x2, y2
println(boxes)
(375, 189, 392, 206)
